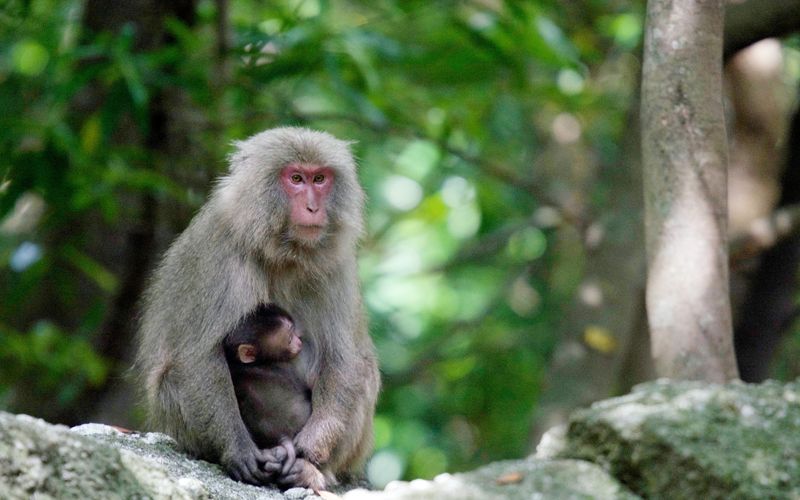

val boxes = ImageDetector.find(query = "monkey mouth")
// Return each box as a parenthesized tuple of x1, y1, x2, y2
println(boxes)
(293, 224, 326, 242)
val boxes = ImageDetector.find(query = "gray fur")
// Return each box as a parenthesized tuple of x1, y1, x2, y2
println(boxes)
(135, 127, 380, 485)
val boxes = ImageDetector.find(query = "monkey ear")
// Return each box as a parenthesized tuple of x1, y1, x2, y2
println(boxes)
(237, 344, 257, 363)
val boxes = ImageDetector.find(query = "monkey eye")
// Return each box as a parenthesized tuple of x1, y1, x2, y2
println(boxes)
(290, 173, 303, 184)
(312, 174, 325, 184)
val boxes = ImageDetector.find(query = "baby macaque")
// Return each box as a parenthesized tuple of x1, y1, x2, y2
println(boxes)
(223, 303, 311, 484)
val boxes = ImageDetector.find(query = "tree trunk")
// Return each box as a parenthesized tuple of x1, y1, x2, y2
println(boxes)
(642, 0, 738, 381)
(530, 0, 799, 447)
(30, 0, 200, 427)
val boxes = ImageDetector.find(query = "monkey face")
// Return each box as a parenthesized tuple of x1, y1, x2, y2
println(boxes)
(256, 317, 303, 362)
(280, 164, 335, 243)
(280, 317, 303, 359)
(286, 323, 303, 358)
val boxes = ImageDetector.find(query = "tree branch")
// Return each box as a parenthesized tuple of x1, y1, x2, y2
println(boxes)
(730, 204, 800, 264)
(725, 0, 800, 58)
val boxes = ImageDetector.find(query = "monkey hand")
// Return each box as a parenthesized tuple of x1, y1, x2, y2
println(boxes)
(294, 421, 338, 466)
(278, 458, 328, 492)
(221, 440, 273, 486)
(261, 443, 295, 476)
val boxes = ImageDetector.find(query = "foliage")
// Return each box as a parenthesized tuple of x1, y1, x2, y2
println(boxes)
(0, 321, 109, 408)
(223, 2, 641, 481)
(1, 0, 651, 485)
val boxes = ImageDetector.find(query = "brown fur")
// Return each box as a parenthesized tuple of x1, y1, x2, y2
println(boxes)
(135, 127, 380, 486)
(223, 303, 309, 451)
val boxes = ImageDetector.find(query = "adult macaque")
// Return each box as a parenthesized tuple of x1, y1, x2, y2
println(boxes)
(136, 127, 380, 487)
(223, 303, 329, 490)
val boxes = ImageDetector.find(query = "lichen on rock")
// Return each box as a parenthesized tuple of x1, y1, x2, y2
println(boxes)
(553, 379, 800, 498)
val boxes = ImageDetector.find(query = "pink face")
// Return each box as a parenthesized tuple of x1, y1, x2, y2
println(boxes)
(280, 164, 335, 241)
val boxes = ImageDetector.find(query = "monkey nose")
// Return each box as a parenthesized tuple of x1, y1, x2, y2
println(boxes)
(306, 206, 318, 213)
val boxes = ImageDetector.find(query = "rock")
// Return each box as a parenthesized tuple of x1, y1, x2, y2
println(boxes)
(3, 379, 799, 499)
(0, 409, 637, 499)
(0, 411, 299, 499)
(341, 458, 638, 499)
(552, 379, 800, 499)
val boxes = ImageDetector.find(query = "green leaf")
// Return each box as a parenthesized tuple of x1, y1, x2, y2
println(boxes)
(11, 40, 49, 76)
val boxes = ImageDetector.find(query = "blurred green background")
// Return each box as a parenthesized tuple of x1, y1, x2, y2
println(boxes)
(1, 0, 799, 488)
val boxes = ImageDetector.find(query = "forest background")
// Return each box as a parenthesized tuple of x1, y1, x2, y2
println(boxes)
(1, 0, 799, 489)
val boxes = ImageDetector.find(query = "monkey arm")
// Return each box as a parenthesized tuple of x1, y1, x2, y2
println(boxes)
(292, 289, 380, 473)
(138, 212, 273, 483)
(286, 262, 380, 474)
(160, 356, 273, 484)
(295, 350, 379, 471)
